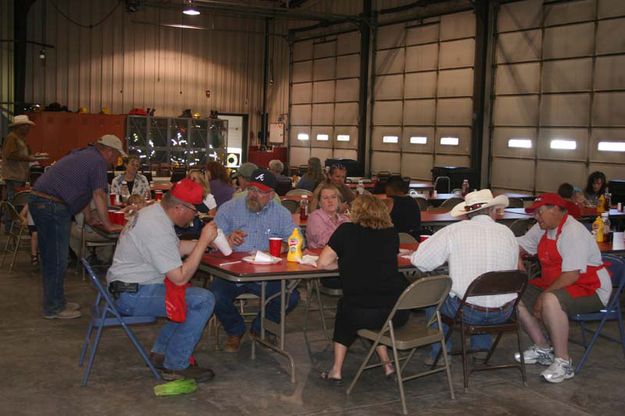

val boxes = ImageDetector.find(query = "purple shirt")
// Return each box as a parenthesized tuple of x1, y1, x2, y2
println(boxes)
(305, 208, 349, 249)
(33, 146, 109, 214)
(209, 179, 235, 208)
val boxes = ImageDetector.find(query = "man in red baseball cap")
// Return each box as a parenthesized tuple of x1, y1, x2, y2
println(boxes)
(106, 178, 219, 382)
(514, 193, 611, 383)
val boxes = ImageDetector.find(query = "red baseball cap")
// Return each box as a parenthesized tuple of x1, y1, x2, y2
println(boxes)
(525, 193, 569, 213)
(170, 178, 203, 205)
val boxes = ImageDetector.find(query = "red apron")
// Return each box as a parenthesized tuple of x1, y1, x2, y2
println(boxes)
(532, 214, 603, 298)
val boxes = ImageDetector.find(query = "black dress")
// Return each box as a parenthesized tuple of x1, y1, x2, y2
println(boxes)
(328, 223, 409, 346)
(389, 195, 421, 239)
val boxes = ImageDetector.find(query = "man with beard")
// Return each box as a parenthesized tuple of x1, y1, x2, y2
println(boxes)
(212, 168, 300, 352)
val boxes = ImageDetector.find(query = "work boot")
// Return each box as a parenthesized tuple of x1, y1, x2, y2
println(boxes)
(160, 366, 215, 383)
(223, 334, 243, 353)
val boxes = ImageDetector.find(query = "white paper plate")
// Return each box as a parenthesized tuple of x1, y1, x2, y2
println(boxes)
(242, 255, 281, 265)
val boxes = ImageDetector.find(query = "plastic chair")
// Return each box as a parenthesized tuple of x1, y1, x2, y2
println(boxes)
(79, 258, 160, 386)
(435, 270, 528, 391)
(347, 276, 454, 415)
(0, 201, 30, 271)
(570, 254, 625, 374)
(281, 199, 299, 214)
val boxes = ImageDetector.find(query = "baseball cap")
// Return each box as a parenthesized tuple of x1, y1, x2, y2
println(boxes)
(97, 134, 127, 157)
(249, 168, 276, 192)
(525, 193, 568, 213)
(235, 162, 258, 180)
(170, 178, 204, 205)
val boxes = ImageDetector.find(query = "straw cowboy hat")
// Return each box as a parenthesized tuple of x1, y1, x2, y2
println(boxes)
(450, 189, 509, 217)
(9, 115, 36, 127)
(96, 134, 127, 157)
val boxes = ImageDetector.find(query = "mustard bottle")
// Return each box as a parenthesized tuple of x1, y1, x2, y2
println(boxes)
(287, 228, 303, 262)
(597, 195, 606, 214)
(593, 216, 604, 243)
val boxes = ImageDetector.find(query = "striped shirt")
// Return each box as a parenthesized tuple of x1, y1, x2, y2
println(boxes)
(33, 146, 109, 215)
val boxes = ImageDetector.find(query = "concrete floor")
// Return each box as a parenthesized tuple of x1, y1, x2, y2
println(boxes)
(1, 248, 624, 416)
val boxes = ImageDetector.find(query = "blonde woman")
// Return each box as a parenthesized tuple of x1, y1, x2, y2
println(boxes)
(305, 183, 349, 249)
(317, 195, 409, 383)
(188, 169, 217, 216)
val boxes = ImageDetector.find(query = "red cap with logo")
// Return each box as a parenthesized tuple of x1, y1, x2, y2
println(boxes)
(525, 193, 569, 213)
(170, 178, 203, 205)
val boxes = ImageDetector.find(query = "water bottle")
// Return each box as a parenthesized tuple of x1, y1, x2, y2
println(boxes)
(120, 181, 130, 203)
(299, 195, 309, 220)
(356, 180, 365, 195)
(461, 179, 470, 197)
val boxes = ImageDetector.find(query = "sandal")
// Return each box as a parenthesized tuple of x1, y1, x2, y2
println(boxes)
(320, 370, 343, 385)
(31, 255, 39, 266)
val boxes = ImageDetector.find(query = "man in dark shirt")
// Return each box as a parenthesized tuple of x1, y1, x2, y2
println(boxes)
(29, 135, 125, 319)
(385, 175, 421, 239)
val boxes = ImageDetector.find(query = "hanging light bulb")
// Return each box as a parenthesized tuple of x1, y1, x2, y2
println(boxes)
(183, 0, 200, 16)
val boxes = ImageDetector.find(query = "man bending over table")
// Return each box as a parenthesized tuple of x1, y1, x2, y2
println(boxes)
(213, 168, 300, 353)
(107, 179, 218, 382)
(516, 193, 611, 383)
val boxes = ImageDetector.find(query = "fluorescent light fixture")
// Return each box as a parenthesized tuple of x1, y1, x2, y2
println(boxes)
(440, 136, 459, 146)
(337, 134, 350, 142)
(162, 23, 204, 30)
(316, 134, 329, 141)
(550, 139, 576, 150)
(297, 133, 309, 141)
(508, 138, 532, 149)
(598, 141, 625, 152)
(410, 136, 427, 144)
(183, 0, 200, 15)
(382, 135, 399, 144)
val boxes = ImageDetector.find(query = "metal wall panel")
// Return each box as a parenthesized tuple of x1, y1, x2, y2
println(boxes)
(371, 152, 401, 173)
(594, 55, 625, 90)
(537, 128, 589, 161)
(543, 23, 594, 60)
(598, 0, 625, 18)
(595, 18, 625, 54)
(401, 153, 434, 178)
(497, 0, 542, 32)
(437, 68, 473, 97)
(0, 0, 13, 136)
(405, 44, 438, 71)
(540, 94, 590, 127)
(403, 100, 436, 125)
(542, 59, 592, 92)
(404, 72, 437, 98)
(493, 96, 540, 126)
(495, 63, 541, 95)
(535, 160, 587, 192)
(374, 75, 404, 100)
(496, 31, 542, 63)
(544, 0, 595, 26)
(593, 92, 625, 126)
(491, 158, 535, 191)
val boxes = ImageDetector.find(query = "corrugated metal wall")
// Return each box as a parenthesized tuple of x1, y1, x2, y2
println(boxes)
(24, 0, 282, 134)
(1, 0, 14, 138)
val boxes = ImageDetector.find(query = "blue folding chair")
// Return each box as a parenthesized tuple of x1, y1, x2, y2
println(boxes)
(570, 254, 625, 374)
(79, 258, 160, 385)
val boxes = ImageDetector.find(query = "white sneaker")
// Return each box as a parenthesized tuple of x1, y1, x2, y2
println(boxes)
(541, 357, 574, 383)
(43, 308, 82, 320)
(514, 344, 554, 365)
(66, 302, 80, 311)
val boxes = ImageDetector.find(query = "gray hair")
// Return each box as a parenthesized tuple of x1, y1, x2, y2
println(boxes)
(268, 159, 284, 175)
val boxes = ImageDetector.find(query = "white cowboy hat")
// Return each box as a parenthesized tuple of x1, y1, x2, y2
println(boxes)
(96, 134, 127, 157)
(9, 114, 36, 127)
(449, 189, 509, 217)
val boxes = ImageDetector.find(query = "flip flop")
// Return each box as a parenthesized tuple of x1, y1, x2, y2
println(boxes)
(320, 370, 343, 385)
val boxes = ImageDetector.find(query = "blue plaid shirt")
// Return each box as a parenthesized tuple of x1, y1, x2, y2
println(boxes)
(215, 196, 297, 252)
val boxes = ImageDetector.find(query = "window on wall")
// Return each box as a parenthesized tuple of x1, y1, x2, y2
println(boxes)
(409, 136, 428, 144)
(598, 141, 625, 152)
(382, 135, 399, 143)
(297, 133, 309, 141)
(508, 138, 532, 148)
(316, 134, 329, 141)
(550, 139, 576, 150)
(440, 137, 459, 146)
(336, 134, 350, 142)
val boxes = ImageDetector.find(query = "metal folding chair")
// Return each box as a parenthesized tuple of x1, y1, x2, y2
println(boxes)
(281, 199, 299, 214)
(0, 201, 29, 271)
(79, 258, 160, 386)
(570, 254, 625, 374)
(347, 275, 454, 415)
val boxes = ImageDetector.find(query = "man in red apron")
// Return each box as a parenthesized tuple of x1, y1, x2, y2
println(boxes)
(516, 193, 611, 383)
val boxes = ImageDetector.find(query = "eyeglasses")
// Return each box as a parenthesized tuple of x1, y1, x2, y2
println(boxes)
(180, 203, 198, 214)
(247, 186, 272, 196)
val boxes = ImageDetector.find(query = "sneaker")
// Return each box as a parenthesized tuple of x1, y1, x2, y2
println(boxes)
(43, 308, 82, 320)
(223, 334, 243, 353)
(160, 366, 215, 383)
(541, 357, 574, 383)
(514, 345, 554, 365)
(65, 302, 80, 311)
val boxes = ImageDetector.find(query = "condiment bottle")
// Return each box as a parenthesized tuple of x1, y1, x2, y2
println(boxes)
(287, 228, 303, 262)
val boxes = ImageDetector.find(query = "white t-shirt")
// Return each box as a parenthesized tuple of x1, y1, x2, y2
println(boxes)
(106, 203, 182, 285)
(517, 215, 611, 305)
(203, 194, 217, 210)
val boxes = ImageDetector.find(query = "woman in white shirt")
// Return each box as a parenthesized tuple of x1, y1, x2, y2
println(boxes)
(110, 155, 151, 201)
(188, 169, 217, 216)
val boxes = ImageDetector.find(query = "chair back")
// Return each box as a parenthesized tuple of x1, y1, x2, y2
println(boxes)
(508, 198, 524, 208)
(286, 189, 313, 197)
(394, 275, 452, 312)
(275, 180, 293, 196)
(434, 176, 451, 193)
(414, 196, 428, 211)
(509, 218, 534, 237)
(1, 201, 22, 223)
(439, 197, 464, 210)
(604, 254, 625, 292)
(398, 232, 417, 244)
(281, 199, 299, 214)
(12, 191, 31, 208)
(81, 258, 118, 309)
(462, 270, 527, 301)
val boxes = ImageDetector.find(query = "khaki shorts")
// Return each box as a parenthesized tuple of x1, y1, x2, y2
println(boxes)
(522, 284, 603, 316)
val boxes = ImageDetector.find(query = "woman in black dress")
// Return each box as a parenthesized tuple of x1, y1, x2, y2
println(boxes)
(317, 195, 409, 383)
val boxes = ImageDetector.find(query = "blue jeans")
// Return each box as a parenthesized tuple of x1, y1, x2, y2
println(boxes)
(28, 195, 72, 315)
(3, 179, 25, 232)
(211, 278, 300, 336)
(426, 295, 514, 359)
(115, 284, 215, 370)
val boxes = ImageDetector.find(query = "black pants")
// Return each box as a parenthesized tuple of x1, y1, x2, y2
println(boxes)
(333, 298, 409, 346)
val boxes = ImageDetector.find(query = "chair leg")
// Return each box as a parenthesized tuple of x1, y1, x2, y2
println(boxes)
(460, 322, 469, 392)
(484, 333, 503, 365)
(0, 232, 12, 267)
(575, 317, 610, 375)
(389, 335, 408, 415)
(82, 321, 106, 386)
(118, 320, 161, 380)
(516, 328, 528, 386)
(9, 232, 22, 272)
(440, 340, 455, 399)
(617, 305, 625, 359)
(79, 320, 96, 367)
(347, 338, 379, 395)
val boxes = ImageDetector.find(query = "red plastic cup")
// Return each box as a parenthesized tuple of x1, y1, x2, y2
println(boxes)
(419, 235, 430, 243)
(269, 237, 282, 257)
(115, 211, 126, 225)
(109, 193, 118, 206)
(108, 210, 117, 224)
(155, 190, 163, 201)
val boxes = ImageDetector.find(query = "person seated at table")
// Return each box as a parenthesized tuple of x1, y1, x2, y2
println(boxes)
(205, 160, 235, 208)
(385, 175, 421, 240)
(296, 157, 325, 192)
(312, 163, 356, 212)
(212, 168, 300, 353)
(557, 183, 582, 219)
(110, 155, 151, 202)
(268, 159, 293, 196)
(232, 162, 280, 204)
(107, 178, 218, 382)
(515, 193, 612, 383)
(187, 169, 217, 216)
(316, 195, 408, 383)
(584, 171, 607, 207)
(410, 189, 519, 366)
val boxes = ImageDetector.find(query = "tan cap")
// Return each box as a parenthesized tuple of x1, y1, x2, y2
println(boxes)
(97, 134, 127, 157)
(10, 114, 36, 127)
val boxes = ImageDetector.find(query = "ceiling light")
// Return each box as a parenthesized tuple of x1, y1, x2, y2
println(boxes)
(183, 0, 200, 16)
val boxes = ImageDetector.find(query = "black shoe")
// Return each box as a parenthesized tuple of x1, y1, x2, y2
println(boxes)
(160, 366, 215, 383)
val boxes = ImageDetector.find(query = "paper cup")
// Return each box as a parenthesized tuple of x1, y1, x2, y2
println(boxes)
(214, 229, 232, 256)
(419, 235, 430, 243)
(269, 237, 282, 257)
(613, 232, 625, 250)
